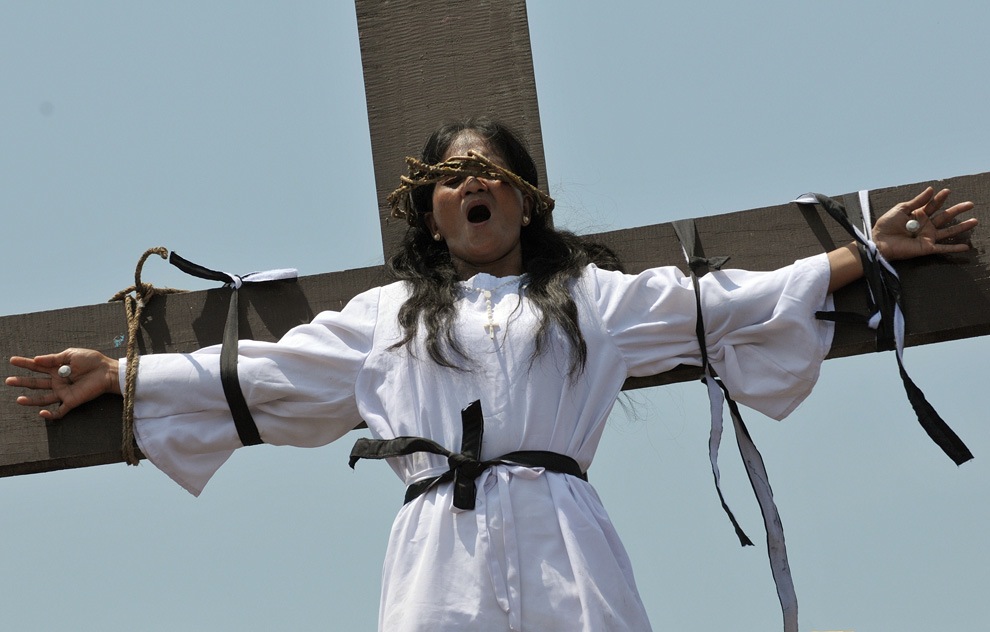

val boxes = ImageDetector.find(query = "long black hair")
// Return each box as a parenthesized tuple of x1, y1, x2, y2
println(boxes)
(387, 118, 621, 376)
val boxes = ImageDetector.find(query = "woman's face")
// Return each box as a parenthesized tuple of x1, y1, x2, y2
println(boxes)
(426, 131, 532, 279)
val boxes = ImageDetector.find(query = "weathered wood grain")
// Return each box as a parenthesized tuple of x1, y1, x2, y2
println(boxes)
(356, 0, 549, 258)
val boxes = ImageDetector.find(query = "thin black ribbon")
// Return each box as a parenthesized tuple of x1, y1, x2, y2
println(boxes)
(794, 193, 973, 465)
(349, 400, 586, 510)
(672, 221, 752, 545)
(672, 218, 797, 632)
(167, 251, 283, 447)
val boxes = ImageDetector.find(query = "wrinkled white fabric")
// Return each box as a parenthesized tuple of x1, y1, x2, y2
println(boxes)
(125, 256, 834, 632)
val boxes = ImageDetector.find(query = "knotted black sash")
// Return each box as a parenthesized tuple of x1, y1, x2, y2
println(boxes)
(349, 400, 587, 510)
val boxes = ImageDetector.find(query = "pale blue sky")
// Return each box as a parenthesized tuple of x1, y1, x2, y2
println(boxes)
(2, 2, 988, 630)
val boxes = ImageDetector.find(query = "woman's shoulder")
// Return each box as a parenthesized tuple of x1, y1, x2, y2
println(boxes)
(335, 281, 410, 317)
(576, 261, 686, 289)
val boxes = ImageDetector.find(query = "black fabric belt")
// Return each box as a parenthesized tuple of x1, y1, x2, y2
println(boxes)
(349, 400, 587, 510)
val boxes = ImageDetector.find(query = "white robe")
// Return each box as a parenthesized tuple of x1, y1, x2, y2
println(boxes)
(125, 256, 834, 631)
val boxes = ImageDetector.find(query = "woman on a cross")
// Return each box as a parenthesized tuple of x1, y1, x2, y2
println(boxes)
(7, 118, 978, 631)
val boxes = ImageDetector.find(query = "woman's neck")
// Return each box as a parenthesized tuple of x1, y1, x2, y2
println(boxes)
(451, 251, 524, 280)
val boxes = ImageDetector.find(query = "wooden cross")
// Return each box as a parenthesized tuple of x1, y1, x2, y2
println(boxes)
(2, 0, 987, 477)
(3, 3, 988, 629)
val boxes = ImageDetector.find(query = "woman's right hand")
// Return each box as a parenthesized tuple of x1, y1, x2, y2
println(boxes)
(6, 349, 120, 420)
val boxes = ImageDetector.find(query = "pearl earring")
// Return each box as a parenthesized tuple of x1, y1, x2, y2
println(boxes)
(433, 232, 442, 241)
(522, 216, 530, 226)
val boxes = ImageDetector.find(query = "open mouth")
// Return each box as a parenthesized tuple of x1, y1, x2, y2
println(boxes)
(467, 205, 492, 223)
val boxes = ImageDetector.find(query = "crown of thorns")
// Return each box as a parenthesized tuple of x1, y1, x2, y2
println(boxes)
(387, 150, 555, 226)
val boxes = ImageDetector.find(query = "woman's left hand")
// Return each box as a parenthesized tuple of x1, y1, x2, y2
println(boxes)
(873, 187, 978, 261)
(6, 349, 120, 420)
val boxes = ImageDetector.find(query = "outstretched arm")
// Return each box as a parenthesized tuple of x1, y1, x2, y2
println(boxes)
(6, 349, 120, 420)
(826, 187, 978, 293)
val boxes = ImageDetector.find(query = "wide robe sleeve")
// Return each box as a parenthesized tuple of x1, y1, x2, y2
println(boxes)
(589, 253, 834, 420)
(120, 286, 380, 496)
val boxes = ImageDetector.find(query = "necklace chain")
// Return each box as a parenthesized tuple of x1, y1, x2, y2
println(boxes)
(462, 276, 525, 340)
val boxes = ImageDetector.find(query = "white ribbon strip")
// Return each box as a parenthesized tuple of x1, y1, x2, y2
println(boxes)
(793, 191, 905, 354)
(465, 465, 543, 632)
(856, 191, 907, 358)
(679, 237, 797, 632)
(223, 268, 298, 289)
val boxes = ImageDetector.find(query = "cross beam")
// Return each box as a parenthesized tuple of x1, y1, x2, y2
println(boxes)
(2, 0, 989, 477)
(3, 171, 987, 476)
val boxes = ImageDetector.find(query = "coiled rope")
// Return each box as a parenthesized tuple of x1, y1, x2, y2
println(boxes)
(108, 247, 187, 465)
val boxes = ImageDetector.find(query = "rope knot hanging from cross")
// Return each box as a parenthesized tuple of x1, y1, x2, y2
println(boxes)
(108, 247, 188, 465)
